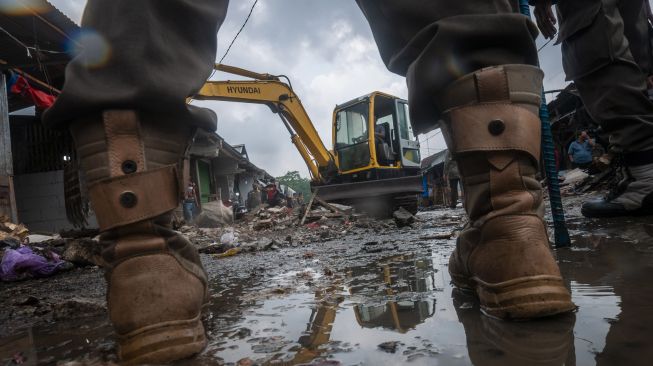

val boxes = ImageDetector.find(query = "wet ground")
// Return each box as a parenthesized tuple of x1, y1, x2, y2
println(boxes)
(1, 194, 653, 365)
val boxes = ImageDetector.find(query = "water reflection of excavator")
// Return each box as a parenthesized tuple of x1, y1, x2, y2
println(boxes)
(192, 64, 423, 215)
(273, 255, 437, 365)
(348, 255, 437, 333)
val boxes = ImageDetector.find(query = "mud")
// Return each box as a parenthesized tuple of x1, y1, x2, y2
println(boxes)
(1, 194, 653, 365)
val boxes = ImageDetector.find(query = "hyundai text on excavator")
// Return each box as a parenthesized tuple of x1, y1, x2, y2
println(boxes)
(192, 64, 423, 215)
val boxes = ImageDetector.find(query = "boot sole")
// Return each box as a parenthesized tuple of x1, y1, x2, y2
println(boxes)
(581, 206, 653, 218)
(119, 314, 207, 365)
(451, 273, 576, 320)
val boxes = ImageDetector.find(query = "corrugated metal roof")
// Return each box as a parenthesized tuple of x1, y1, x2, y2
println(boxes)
(420, 149, 448, 170)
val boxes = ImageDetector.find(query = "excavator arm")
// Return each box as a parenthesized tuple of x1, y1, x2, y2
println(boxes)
(192, 64, 336, 183)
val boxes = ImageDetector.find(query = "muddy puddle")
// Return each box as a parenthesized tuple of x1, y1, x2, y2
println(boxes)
(2, 207, 653, 365)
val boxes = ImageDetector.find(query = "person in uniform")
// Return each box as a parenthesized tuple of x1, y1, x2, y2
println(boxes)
(532, 0, 653, 217)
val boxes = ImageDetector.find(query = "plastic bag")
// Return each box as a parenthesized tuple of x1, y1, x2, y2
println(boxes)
(215, 247, 240, 258)
(0, 246, 67, 281)
(220, 230, 238, 246)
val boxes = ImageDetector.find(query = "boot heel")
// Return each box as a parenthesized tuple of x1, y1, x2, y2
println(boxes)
(119, 315, 207, 365)
(474, 275, 576, 320)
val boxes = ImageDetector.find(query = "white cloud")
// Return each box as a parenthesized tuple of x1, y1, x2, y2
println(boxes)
(48, 0, 84, 24)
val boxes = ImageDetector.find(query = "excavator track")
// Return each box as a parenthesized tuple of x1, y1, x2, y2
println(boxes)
(315, 175, 423, 217)
(392, 195, 419, 215)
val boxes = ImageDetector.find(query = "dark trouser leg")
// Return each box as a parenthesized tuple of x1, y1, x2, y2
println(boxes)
(560, 0, 653, 153)
(357, 1, 574, 319)
(356, 0, 539, 132)
(43, 0, 229, 131)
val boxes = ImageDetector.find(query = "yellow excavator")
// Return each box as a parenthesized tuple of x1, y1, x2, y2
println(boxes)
(192, 64, 423, 214)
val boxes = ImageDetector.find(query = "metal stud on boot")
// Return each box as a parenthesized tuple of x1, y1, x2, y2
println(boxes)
(71, 110, 208, 364)
(437, 65, 576, 320)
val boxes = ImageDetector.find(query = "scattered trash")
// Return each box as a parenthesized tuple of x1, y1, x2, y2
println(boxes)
(0, 246, 70, 282)
(220, 229, 238, 246)
(215, 247, 240, 258)
(420, 232, 452, 240)
(26, 234, 57, 243)
(0, 236, 21, 250)
(0, 218, 29, 240)
(378, 341, 402, 353)
(560, 168, 590, 187)
(62, 239, 103, 267)
(194, 200, 234, 227)
(253, 219, 273, 230)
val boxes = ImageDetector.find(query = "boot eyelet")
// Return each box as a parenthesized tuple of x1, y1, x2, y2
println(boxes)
(119, 191, 138, 208)
(488, 119, 505, 135)
(121, 160, 138, 174)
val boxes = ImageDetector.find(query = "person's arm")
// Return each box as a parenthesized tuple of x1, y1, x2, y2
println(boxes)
(532, 0, 557, 39)
(193, 187, 199, 205)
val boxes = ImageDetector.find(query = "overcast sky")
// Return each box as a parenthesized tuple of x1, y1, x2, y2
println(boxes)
(50, 0, 577, 177)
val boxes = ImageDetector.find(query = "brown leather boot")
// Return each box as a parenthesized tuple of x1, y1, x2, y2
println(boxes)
(71, 110, 208, 364)
(437, 65, 575, 320)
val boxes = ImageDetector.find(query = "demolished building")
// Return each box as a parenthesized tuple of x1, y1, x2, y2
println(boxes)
(0, 0, 272, 233)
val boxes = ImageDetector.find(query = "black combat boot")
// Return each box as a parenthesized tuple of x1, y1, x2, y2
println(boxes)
(582, 150, 653, 217)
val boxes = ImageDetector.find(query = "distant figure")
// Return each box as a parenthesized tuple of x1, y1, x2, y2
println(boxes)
(266, 183, 283, 207)
(247, 184, 261, 210)
(374, 124, 391, 164)
(444, 151, 460, 209)
(183, 181, 198, 222)
(286, 195, 294, 208)
(568, 131, 595, 169)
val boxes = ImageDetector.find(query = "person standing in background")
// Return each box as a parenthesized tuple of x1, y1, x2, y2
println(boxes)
(568, 130, 595, 169)
(444, 151, 461, 209)
(183, 181, 199, 222)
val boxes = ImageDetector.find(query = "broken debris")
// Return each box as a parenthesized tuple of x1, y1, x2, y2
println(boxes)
(0, 246, 70, 282)
(393, 207, 415, 227)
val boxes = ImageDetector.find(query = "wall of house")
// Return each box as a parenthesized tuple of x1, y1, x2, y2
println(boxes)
(212, 157, 239, 202)
(14, 171, 72, 232)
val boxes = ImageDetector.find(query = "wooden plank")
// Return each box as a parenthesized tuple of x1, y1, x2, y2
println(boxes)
(313, 195, 344, 214)
(7, 176, 17, 223)
(0, 73, 12, 176)
(300, 188, 319, 226)
(0, 73, 18, 222)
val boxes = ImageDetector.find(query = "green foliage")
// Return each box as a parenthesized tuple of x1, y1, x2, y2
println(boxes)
(276, 170, 311, 197)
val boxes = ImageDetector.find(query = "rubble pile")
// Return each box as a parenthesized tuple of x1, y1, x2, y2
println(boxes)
(0, 198, 416, 280)
(0, 216, 102, 282)
(179, 198, 413, 258)
(557, 163, 615, 196)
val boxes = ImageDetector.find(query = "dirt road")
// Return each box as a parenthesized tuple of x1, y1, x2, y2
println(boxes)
(1, 195, 652, 365)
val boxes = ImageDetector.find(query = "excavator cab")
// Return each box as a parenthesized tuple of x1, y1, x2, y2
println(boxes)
(333, 92, 421, 179)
